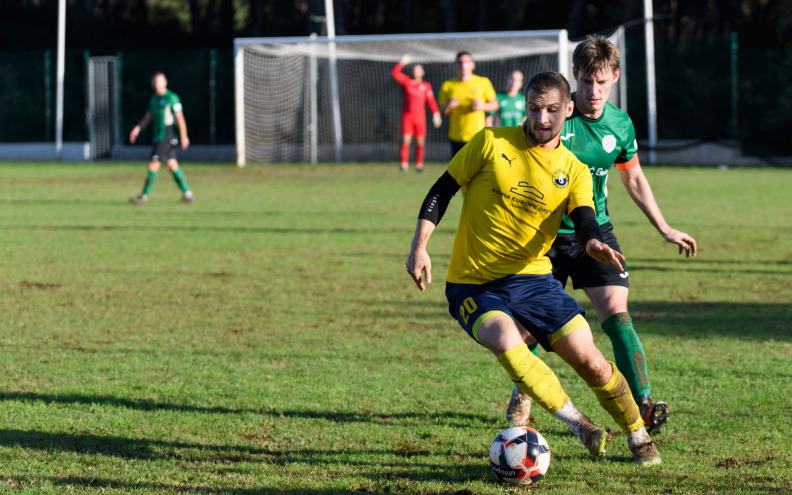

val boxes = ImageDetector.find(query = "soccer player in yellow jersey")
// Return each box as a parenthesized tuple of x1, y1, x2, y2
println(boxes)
(406, 72, 661, 466)
(438, 51, 498, 156)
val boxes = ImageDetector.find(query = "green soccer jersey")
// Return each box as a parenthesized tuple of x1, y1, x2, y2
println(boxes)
(557, 98, 638, 234)
(148, 90, 183, 143)
(493, 92, 526, 127)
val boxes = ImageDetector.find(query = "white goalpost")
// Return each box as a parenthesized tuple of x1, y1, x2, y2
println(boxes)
(234, 29, 625, 166)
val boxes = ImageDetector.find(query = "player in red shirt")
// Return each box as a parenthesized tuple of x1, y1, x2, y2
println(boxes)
(392, 54, 442, 171)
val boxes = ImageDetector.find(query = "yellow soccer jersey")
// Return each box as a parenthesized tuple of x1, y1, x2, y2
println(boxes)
(439, 75, 497, 142)
(446, 126, 595, 285)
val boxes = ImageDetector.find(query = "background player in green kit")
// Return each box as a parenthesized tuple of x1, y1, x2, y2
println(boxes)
(129, 72, 194, 204)
(486, 70, 526, 127)
(506, 36, 698, 435)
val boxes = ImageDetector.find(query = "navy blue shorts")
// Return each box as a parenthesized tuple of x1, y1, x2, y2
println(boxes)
(445, 274, 585, 351)
(548, 222, 629, 290)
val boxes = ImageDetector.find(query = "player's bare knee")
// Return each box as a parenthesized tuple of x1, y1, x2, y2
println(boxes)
(477, 316, 524, 356)
(576, 355, 611, 387)
(147, 161, 161, 172)
(166, 160, 179, 172)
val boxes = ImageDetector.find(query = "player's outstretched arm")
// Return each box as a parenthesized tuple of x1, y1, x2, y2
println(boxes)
(585, 238, 626, 271)
(407, 172, 462, 291)
(660, 228, 697, 257)
(175, 112, 190, 150)
(129, 112, 152, 144)
(472, 97, 499, 113)
(406, 219, 435, 291)
(618, 163, 697, 257)
(569, 206, 625, 271)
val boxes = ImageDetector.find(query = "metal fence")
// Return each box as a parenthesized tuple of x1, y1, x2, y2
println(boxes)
(0, 38, 790, 158)
(0, 49, 234, 147)
(86, 56, 120, 159)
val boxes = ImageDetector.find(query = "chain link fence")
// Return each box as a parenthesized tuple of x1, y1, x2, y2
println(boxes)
(1, 38, 789, 159)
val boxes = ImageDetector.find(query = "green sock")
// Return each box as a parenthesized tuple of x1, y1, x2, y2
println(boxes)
(142, 171, 158, 195)
(601, 312, 651, 399)
(172, 168, 190, 193)
(528, 342, 539, 356)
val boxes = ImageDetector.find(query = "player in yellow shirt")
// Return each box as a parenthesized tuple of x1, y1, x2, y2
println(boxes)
(438, 51, 498, 156)
(406, 72, 661, 466)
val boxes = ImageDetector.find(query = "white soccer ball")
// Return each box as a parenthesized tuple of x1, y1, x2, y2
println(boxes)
(489, 426, 551, 485)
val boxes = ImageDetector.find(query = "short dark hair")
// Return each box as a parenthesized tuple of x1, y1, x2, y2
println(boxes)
(572, 35, 620, 75)
(525, 72, 570, 101)
(455, 51, 472, 62)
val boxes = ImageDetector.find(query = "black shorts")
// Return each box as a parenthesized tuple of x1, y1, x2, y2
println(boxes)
(149, 127, 177, 162)
(449, 140, 467, 157)
(548, 222, 629, 290)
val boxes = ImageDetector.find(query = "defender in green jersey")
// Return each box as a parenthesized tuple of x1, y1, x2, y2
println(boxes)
(506, 36, 697, 437)
(486, 70, 526, 128)
(129, 72, 194, 204)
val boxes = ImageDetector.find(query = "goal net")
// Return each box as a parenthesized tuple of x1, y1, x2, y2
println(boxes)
(234, 29, 625, 165)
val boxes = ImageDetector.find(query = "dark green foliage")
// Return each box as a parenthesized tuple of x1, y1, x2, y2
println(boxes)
(2, 1, 792, 154)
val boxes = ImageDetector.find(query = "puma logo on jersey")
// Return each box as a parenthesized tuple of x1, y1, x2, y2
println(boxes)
(501, 154, 515, 167)
(560, 133, 575, 140)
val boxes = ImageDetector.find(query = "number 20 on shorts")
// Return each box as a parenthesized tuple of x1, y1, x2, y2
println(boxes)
(459, 297, 478, 325)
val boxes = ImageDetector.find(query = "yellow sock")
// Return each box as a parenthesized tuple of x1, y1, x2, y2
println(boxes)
(589, 361, 644, 433)
(496, 344, 570, 414)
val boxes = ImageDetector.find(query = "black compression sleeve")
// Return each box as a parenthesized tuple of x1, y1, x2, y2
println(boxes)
(569, 206, 604, 251)
(418, 172, 461, 225)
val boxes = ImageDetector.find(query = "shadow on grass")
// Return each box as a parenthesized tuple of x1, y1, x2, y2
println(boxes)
(2, 430, 490, 491)
(628, 259, 792, 276)
(628, 257, 792, 267)
(0, 391, 493, 427)
(372, 300, 792, 343)
(0, 427, 269, 462)
(629, 301, 791, 341)
(30, 451, 792, 494)
(41, 475, 487, 494)
(42, 477, 392, 494)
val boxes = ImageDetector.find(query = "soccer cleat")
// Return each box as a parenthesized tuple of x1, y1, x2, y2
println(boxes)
(506, 385, 532, 426)
(400, 162, 409, 171)
(630, 441, 662, 466)
(577, 424, 613, 458)
(181, 191, 194, 204)
(415, 163, 424, 172)
(130, 194, 147, 205)
(638, 397, 670, 435)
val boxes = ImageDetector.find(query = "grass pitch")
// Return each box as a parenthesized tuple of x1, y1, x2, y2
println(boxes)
(0, 162, 790, 494)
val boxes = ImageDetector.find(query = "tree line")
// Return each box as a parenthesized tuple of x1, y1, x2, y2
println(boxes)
(1, 0, 789, 52)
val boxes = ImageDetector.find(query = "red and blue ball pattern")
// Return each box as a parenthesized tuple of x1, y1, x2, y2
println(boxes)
(489, 426, 551, 485)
